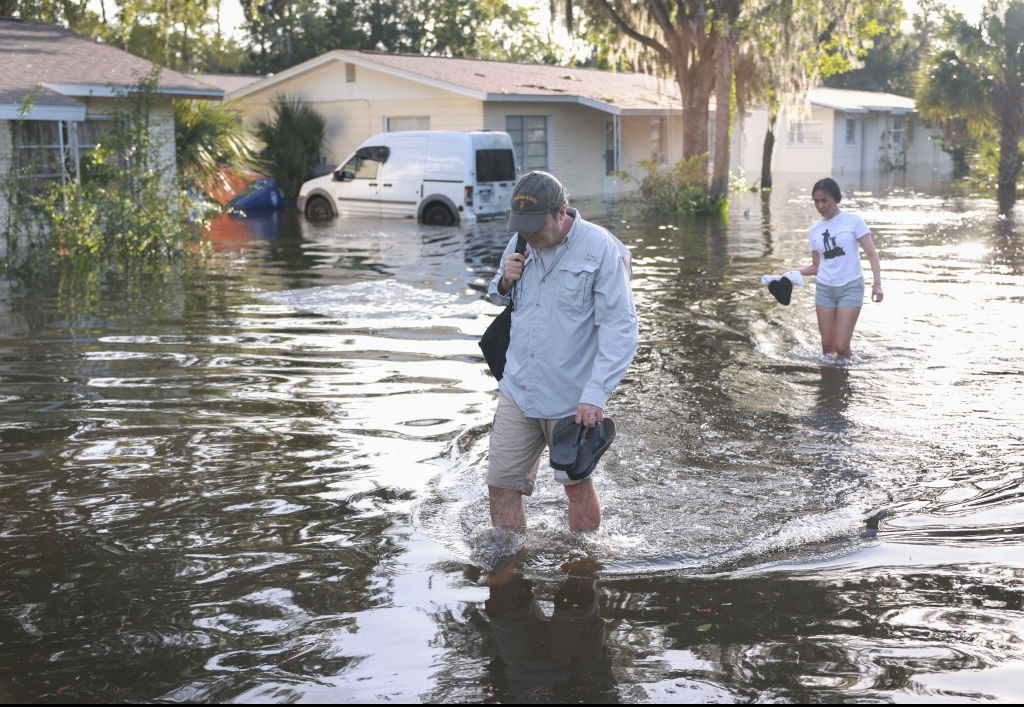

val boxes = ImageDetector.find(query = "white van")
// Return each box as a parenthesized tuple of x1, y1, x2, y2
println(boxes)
(297, 130, 518, 226)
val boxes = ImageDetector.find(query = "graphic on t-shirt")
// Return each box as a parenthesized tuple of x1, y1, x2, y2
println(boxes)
(822, 229, 846, 260)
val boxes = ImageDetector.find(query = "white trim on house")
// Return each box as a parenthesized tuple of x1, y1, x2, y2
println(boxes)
(0, 104, 87, 121)
(44, 83, 223, 100)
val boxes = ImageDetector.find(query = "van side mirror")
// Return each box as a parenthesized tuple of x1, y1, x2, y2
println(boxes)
(335, 170, 355, 182)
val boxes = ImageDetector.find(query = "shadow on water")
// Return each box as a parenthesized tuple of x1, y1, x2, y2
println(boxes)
(2, 187, 1024, 703)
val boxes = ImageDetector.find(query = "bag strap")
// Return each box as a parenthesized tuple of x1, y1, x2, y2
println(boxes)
(510, 235, 526, 311)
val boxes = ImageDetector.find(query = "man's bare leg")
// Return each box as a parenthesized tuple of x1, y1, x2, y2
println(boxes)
(564, 478, 601, 532)
(489, 485, 526, 529)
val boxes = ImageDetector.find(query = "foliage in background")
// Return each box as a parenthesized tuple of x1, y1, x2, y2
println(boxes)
(4, 0, 248, 73)
(823, 0, 942, 97)
(174, 98, 264, 199)
(239, 0, 564, 73)
(253, 96, 326, 204)
(1, 69, 212, 293)
(915, 0, 1024, 213)
(551, 0, 901, 197)
(630, 156, 726, 221)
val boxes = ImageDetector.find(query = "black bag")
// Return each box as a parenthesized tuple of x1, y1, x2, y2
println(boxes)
(479, 236, 526, 380)
(479, 304, 514, 380)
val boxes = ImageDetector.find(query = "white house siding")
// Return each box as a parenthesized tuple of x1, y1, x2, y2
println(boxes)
(548, 103, 606, 201)
(481, 101, 607, 201)
(618, 117, 660, 184)
(232, 62, 486, 172)
(147, 104, 179, 184)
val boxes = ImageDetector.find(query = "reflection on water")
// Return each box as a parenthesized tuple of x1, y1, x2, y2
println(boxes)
(482, 553, 614, 703)
(1, 182, 1023, 703)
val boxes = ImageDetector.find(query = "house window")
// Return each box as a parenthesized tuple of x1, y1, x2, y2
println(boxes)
(15, 121, 65, 190)
(506, 115, 548, 172)
(845, 118, 857, 145)
(13, 118, 116, 195)
(890, 117, 905, 148)
(787, 120, 823, 147)
(651, 117, 667, 163)
(385, 116, 429, 132)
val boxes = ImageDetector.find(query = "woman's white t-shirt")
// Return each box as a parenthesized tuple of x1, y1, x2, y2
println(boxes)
(808, 210, 870, 286)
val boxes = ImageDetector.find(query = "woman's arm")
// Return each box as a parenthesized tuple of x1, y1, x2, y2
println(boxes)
(796, 251, 820, 278)
(858, 233, 883, 302)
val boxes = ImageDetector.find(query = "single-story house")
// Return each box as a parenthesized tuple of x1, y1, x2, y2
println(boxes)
(734, 87, 953, 187)
(223, 50, 687, 205)
(0, 16, 224, 225)
(224, 51, 953, 204)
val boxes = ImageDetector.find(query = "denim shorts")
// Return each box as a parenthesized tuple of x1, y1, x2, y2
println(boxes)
(815, 277, 865, 308)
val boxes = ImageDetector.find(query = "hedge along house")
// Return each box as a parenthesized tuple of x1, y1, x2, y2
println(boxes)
(0, 17, 224, 226)
(223, 50, 686, 206)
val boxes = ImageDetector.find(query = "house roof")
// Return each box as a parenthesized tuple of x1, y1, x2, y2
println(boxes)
(809, 87, 916, 115)
(195, 73, 265, 94)
(226, 49, 682, 116)
(0, 16, 223, 120)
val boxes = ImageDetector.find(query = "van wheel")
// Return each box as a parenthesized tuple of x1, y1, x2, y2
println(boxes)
(305, 196, 334, 221)
(422, 204, 455, 226)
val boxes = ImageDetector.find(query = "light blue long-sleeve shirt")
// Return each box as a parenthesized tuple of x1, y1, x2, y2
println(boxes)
(487, 208, 638, 419)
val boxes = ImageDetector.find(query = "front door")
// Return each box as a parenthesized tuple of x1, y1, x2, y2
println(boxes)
(603, 117, 622, 199)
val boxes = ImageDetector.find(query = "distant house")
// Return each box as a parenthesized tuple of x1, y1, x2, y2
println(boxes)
(0, 17, 223, 224)
(735, 88, 952, 187)
(223, 50, 686, 204)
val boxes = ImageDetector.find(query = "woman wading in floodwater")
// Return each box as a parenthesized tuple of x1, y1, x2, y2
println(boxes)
(782, 177, 883, 359)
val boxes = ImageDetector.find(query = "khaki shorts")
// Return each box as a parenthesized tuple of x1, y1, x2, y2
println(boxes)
(487, 388, 579, 494)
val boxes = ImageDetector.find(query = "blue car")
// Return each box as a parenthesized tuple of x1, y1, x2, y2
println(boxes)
(228, 177, 286, 213)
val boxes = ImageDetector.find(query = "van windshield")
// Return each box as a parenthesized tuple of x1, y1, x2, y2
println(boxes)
(475, 149, 516, 182)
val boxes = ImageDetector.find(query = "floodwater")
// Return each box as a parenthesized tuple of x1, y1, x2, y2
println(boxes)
(1, 177, 1023, 703)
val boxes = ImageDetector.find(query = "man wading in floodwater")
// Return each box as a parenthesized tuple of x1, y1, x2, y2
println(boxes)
(484, 171, 638, 532)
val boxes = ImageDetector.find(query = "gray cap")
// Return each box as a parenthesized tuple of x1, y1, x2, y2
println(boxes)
(506, 171, 568, 233)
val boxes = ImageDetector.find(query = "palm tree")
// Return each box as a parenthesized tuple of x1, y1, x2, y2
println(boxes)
(174, 98, 263, 200)
(915, 1, 1024, 213)
(254, 96, 326, 205)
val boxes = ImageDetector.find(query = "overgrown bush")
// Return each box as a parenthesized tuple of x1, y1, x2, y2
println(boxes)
(1, 70, 213, 290)
(631, 155, 726, 220)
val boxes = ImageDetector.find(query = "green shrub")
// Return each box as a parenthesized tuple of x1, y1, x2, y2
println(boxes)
(2, 69, 212, 288)
(254, 96, 326, 204)
(631, 155, 726, 220)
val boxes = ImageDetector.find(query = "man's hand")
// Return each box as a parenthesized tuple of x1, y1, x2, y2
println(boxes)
(499, 252, 526, 294)
(576, 404, 603, 429)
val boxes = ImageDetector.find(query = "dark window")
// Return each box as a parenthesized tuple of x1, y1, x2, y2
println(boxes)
(475, 149, 516, 182)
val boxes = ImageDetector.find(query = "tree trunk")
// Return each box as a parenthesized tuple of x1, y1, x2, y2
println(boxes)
(674, 30, 716, 178)
(996, 124, 1022, 215)
(995, 83, 1024, 215)
(710, 36, 733, 202)
(760, 114, 776, 191)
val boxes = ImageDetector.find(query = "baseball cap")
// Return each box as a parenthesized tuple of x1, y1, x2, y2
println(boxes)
(506, 171, 568, 233)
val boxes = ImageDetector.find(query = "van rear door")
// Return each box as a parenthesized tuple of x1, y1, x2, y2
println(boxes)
(470, 133, 517, 220)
